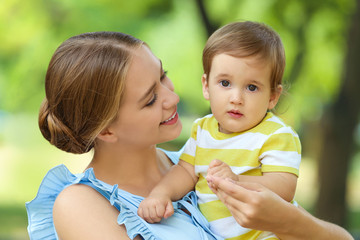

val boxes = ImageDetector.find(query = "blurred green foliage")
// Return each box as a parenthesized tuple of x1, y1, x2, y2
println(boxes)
(0, 0, 359, 239)
(1, 0, 355, 119)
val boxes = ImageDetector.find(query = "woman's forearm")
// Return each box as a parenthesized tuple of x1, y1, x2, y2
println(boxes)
(275, 205, 354, 240)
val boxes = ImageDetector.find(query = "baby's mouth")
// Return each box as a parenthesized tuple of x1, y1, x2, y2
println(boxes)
(228, 110, 243, 118)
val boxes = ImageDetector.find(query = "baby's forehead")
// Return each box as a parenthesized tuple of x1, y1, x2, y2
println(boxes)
(212, 52, 271, 67)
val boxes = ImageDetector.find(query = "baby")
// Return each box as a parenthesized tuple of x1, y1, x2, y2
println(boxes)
(138, 21, 301, 240)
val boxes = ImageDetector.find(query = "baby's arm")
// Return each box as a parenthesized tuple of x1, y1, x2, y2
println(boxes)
(236, 172, 297, 202)
(207, 159, 297, 202)
(138, 160, 198, 223)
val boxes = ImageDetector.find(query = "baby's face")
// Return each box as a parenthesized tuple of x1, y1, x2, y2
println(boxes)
(202, 53, 281, 134)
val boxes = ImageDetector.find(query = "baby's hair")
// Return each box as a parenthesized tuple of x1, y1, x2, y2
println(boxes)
(202, 21, 285, 93)
(39, 32, 144, 154)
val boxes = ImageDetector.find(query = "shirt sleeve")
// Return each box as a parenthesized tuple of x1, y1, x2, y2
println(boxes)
(259, 126, 301, 176)
(180, 121, 199, 166)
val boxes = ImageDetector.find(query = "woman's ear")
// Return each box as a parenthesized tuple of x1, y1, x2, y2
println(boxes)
(96, 127, 118, 143)
(268, 84, 283, 110)
(202, 74, 210, 100)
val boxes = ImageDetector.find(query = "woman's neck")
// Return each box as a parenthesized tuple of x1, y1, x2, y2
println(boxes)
(87, 144, 170, 197)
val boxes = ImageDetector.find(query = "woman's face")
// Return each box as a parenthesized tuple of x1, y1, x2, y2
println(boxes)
(109, 45, 182, 147)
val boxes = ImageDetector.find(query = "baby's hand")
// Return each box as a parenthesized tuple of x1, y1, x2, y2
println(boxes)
(137, 195, 174, 223)
(207, 159, 238, 180)
(206, 159, 238, 193)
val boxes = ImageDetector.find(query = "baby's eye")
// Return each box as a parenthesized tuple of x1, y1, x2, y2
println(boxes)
(247, 84, 258, 91)
(220, 80, 230, 87)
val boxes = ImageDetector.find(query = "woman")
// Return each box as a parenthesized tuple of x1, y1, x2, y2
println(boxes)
(26, 31, 353, 240)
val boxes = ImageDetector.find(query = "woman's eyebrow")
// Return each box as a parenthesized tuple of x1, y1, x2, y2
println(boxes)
(159, 60, 163, 75)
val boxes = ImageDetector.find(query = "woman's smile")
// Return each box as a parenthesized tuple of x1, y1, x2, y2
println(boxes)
(160, 110, 179, 125)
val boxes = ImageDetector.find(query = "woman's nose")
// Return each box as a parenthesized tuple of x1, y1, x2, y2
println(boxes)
(163, 89, 179, 109)
(163, 77, 175, 91)
(162, 79, 179, 109)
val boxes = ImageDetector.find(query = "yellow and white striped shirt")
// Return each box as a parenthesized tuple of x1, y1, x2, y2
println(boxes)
(180, 112, 301, 240)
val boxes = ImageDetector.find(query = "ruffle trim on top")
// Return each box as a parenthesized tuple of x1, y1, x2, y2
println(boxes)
(116, 200, 156, 240)
(175, 192, 216, 239)
(103, 181, 157, 240)
(25, 164, 159, 240)
(26, 165, 78, 240)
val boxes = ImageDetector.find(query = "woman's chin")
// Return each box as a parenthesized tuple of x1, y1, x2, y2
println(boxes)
(159, 121, 182, 144)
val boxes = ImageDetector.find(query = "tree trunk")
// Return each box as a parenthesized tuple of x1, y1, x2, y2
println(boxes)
(316, 0, 360, 226)
(194, 0, 219, 37)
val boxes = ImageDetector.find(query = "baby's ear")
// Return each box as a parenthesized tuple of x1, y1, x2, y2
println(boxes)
(268, 84, 283, 110)
(202, 74, 210, 100)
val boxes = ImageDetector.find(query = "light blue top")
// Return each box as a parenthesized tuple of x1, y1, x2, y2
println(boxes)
(26, 149, 223, 240)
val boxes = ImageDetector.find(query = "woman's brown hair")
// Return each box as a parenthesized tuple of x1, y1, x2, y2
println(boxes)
(39, 32, 143, 154)
(202, 21, 285, 93)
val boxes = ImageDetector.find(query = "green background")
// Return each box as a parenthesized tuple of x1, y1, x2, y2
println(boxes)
(0, 0, 359, 239)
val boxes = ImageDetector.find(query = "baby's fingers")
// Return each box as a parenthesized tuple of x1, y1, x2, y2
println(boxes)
(138, 205, 154, 223)
(163, 201, 174, 219)
(147, 204, 164, 223)
(137, 206, 145, 219)
(208, 159, 226, 174)
(209, 159, 224, 168)
(138, 201, 162, 223)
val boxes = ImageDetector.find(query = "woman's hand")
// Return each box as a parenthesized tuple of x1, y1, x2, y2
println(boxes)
(207, 176, 354, 240)
(206, 175, 292, 232)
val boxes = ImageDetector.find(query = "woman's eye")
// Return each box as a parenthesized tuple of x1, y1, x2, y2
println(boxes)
(247, 84, 257, 91)
(220, 80, 230, 87)
(146, 94, 158, 107)
(160, 71, 168, 81)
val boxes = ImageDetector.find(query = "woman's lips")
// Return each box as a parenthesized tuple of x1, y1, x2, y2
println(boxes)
(160, 111, 179, 125)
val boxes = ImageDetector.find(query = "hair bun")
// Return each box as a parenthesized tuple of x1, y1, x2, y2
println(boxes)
(38, 100, 93, 154)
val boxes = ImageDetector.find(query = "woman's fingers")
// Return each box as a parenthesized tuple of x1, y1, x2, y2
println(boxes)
(214, 176, 267, 196)
(210, 176, 251, 200)
(210, 176, 294, 231)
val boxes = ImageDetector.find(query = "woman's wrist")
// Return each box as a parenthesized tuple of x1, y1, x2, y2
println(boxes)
(273, 204, 316, 240)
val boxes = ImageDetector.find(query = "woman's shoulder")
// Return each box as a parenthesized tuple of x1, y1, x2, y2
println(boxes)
(25, 164, 124, 239)
(53, 183, 132, 239)
(53, 183, 101, 214)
